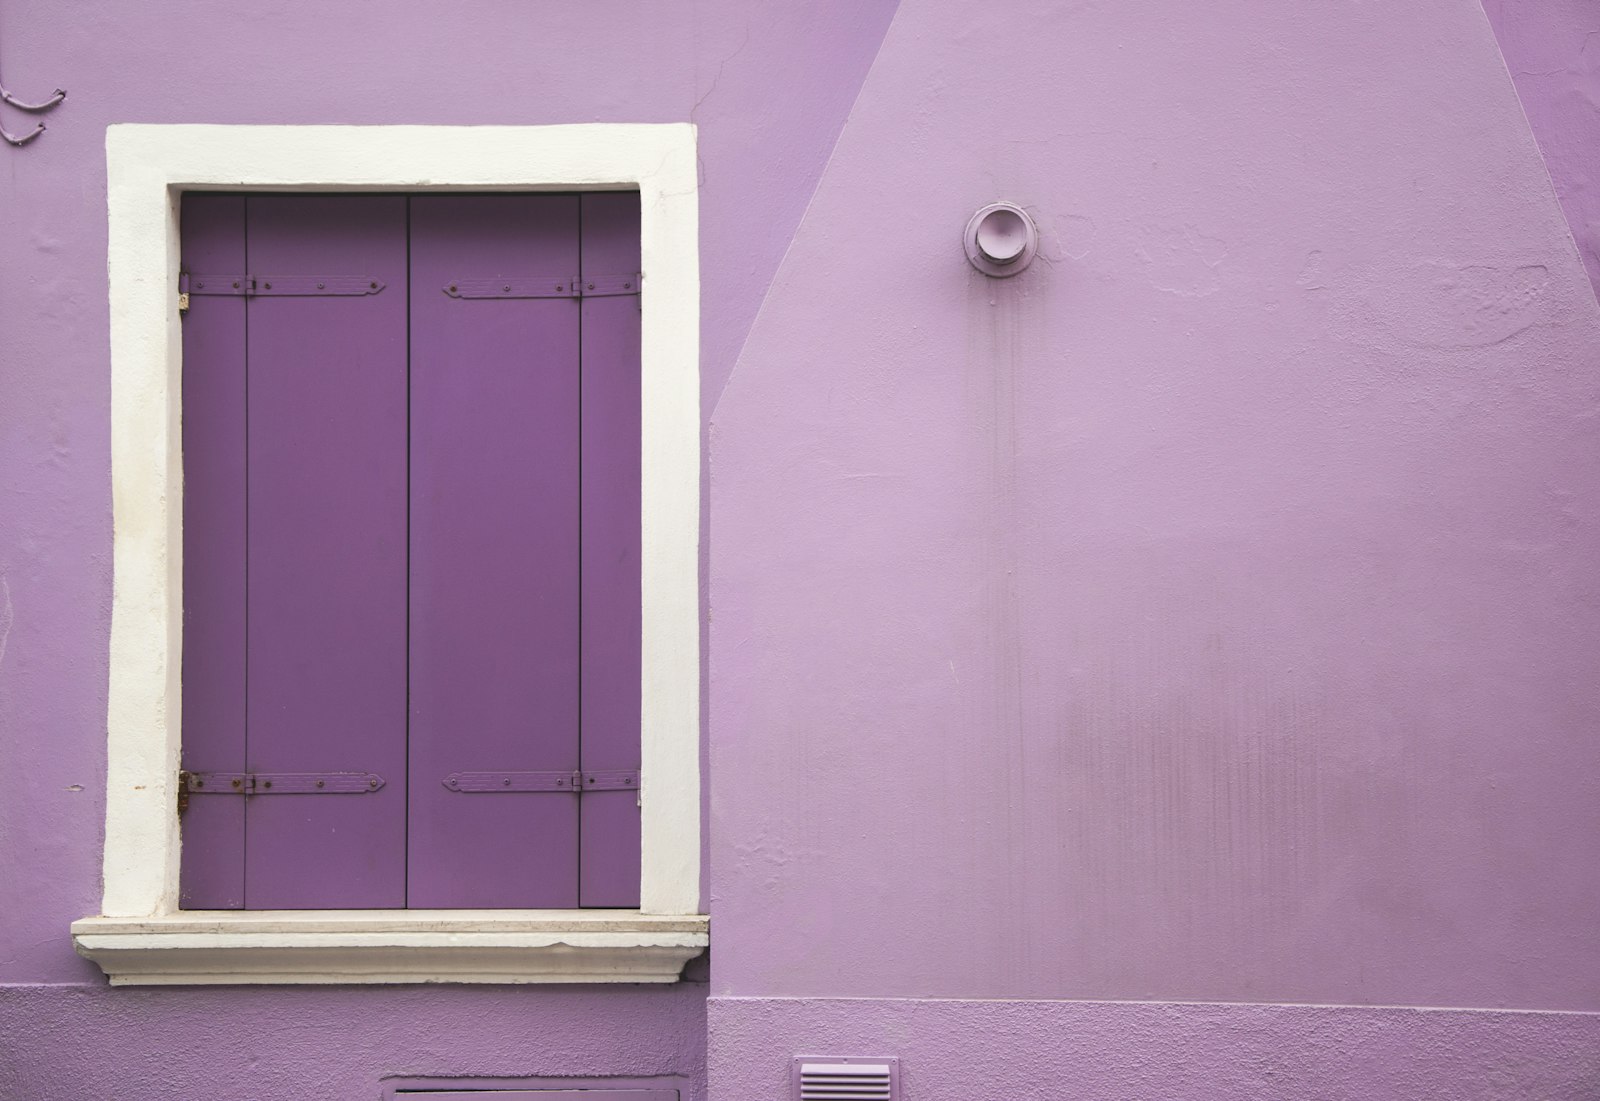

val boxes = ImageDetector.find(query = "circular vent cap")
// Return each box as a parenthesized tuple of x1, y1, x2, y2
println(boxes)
(964, 201, 1038, 277)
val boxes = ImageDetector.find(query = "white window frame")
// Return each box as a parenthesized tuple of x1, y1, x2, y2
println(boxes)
(73, 124, 705, 985)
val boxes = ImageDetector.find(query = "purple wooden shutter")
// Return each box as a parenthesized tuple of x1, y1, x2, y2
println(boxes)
(179, 194, 248, 909)
(406, 195, 583, 907)
(579, 193, 643, 908)
(245, 195, 410, 908)
(182, 193, 641, 910)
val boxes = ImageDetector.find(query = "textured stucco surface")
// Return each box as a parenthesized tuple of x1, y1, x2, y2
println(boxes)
(709, 998, 1600, 1101)
(711, 0, 1600, 1009)
(0, 983, 705, 1101)
(0, 0, 895, 1096)
(6, 0, 1600, 1094)
(0, 0, 893, 974)
(1484, 0, 1600, 300)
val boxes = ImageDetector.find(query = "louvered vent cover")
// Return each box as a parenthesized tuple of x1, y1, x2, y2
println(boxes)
(792, 1056, 899, 1101)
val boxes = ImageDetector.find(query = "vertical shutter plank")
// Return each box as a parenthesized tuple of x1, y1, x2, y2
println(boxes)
(407, 195, 582, 908)
(179, 194, 248, 909)
(579, 192, 644, 907)
(245, 195, 409, 909)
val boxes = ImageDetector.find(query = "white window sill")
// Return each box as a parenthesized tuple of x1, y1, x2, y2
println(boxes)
(71, 910, 708, 986)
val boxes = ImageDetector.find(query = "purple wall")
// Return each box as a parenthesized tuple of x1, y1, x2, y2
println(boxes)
(6, 0, 1600, 1095)
(709, 0, 1600, 1090)
(710, 999, 1600, 1101)
(1484, 0, 1600, 301)
(0, 1, 894, 1097)
(0, 984, 705, 1099)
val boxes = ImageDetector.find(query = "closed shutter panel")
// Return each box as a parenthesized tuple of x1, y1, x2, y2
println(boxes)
(579, 193, 643, 907)
(245, 196, 410, 908)
(178, 194, 248, 910)
(179, 192, 641, 910)
(406, 194, 583, 908)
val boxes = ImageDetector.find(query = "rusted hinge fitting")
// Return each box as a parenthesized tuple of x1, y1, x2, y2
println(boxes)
(178, 769, 384, 814)
(178, 273, 387, 312)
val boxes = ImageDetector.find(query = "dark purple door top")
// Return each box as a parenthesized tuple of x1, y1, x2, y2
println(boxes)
(179, 193, 643, 909)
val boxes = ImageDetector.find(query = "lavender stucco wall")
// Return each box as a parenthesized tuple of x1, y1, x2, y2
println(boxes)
(709, 999, 1600, 1101)
(0, 1, 894, 1096)
(0, 984, 706, 1099)
(1484, 0, 1600, 301)
(6, 0, 1600, 1096)
(709, 0, 1600, 1091)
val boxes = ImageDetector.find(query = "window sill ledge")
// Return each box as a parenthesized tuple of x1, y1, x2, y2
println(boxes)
(71, 910, 708, 986)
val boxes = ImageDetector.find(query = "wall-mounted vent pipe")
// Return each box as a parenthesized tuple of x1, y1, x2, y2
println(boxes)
(793, 1056, 899, 1101)
(964, 201, 1037, 277)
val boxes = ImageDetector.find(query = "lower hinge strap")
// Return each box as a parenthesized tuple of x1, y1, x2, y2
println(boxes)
(177, 273, 387, 298)
(180, 770, 385, 795)
(442, 272, 641, 300)
(443, 769, 639, 793)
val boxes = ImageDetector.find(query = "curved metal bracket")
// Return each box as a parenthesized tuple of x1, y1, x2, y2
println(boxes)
(1, 20, 66, 148)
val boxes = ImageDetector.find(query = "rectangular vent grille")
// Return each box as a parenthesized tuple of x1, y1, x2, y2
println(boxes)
(793, 1057, 898, 1101)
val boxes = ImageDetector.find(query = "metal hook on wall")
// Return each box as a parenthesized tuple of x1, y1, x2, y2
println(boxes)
(0, 14, 65, 147)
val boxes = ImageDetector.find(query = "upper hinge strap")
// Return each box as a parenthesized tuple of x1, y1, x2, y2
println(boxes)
(442, 272, 641, 300)
(178, 273, 387, 298)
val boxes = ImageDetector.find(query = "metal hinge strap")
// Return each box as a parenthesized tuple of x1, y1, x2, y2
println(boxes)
(442, 769, 639, 793)
(180, 273, 251, 297)
(441, 272, 641, 300)
(179, 769, 384, 804)
(178, 273, 387, 299)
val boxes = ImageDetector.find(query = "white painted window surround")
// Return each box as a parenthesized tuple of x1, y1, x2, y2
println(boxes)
(73, 124, 706, 985)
